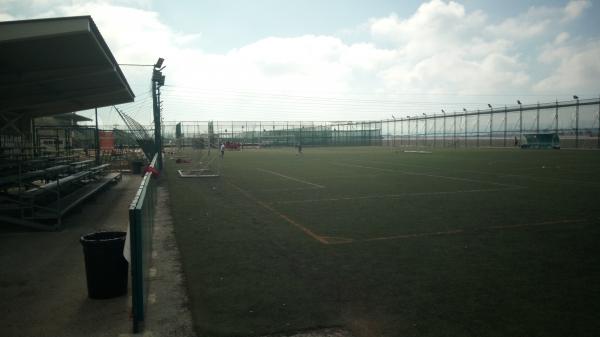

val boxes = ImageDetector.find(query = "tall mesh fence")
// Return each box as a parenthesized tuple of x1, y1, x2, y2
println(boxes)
(380, 98, 600, 149)
(100, 97, 600, 150)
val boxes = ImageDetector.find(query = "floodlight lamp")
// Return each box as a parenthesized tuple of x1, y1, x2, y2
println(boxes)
(441, 109, 445, 113)
(517, 100, 522, 105)
(154, 58, 164, 69)
(573, 95, 579, 99)
(463, 108, 467, 112)
(488, 104, 492, 108)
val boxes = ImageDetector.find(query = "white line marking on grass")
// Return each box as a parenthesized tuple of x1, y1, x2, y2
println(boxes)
(333, 162, 523, 189)
(364, 229, 466, 242)
(497, 173, 600, 186)
(486, 218, 587, 230)
(256, 168, 325, 189)
(273, 186, 522, 204)
(365, 159, 600, 187)
(260, 186, 322, 192)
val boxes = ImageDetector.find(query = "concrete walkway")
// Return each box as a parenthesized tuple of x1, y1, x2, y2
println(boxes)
(0, 172, 353, 337)
(0, 174, 140, 337)
(133, 184, 195, 337)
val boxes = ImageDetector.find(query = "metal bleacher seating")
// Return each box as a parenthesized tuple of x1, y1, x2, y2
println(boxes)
(0, 156, 121, 230)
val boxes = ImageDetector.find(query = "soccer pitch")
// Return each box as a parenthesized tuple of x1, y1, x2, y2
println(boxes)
(166, 146, 600, 337)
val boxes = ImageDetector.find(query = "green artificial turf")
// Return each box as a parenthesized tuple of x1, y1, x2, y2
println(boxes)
(165, 146, 600, 337)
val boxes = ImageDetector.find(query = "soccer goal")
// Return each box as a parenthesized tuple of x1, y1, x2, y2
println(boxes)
(177, 135, 221, 178)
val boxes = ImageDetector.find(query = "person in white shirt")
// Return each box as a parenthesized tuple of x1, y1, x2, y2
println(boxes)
(220, 143, 225, 158)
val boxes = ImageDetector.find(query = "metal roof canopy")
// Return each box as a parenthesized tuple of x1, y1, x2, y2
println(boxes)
(0, 16, 135, 119)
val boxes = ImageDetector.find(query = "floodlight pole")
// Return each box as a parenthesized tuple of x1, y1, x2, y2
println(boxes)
(536, 102, 540, 135)
(464, 109, 468, 148)
(453, 112, 457, 148)
(393, 119, 396, 147)
(575, 97, 580, 148)
(476, 109, 480, 148)
(555, 99, 559, 137)
(407, 117, 410, 146)
(433, 115, 437, 147)
(489, 106, 493, 147)
(400, 119, 403, 146)
(152, 58, 165, 170)
(597, 95, 600, 149)
(442, 110, 446, 148)
(504, 106, 507, 147)
(424, 116, 427, 147)
(518, 101, 523, 144)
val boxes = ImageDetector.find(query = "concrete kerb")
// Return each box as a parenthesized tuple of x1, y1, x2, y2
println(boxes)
(128, 183, 196, 337)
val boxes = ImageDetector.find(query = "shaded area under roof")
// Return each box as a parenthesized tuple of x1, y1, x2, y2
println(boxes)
(0, 16, 135, 119)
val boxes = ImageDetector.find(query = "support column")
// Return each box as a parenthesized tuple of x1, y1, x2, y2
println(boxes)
(94, 107, 100, 165)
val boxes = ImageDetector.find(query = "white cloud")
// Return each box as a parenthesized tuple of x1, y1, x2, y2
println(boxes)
(369, 0, 487, 54)
(554, 32, 570, 44)
(0, 12, 16, 21)
(485, 4, 560, 40)
(487, 0, 592, 39)
(534, 40, 600, 92)
(366, 0, 529, 95)
(1, 0, 598, 121)
(563, 0, 591, 21)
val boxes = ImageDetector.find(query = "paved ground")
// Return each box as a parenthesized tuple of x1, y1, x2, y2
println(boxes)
(137, 184, 195, 337)
(0, 174, 140, 337)
(0, 172, 352, 337)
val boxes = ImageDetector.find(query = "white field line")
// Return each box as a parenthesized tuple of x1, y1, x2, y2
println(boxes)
(259, 175, 380, 192)
(333, 162, 523, 189)
(256, 168, 325, 189)
(272, 186, 521, 204)
(260, 186, 322, 192)
(365, 159, 600, 187)
(497, 173, 600, 186)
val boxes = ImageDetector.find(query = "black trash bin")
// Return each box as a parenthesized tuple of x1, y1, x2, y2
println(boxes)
(131, 160, 144, 175)
(80, 231, 128, 299)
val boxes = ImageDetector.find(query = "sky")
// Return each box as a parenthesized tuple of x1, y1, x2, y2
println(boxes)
(1, 0, 600, 125)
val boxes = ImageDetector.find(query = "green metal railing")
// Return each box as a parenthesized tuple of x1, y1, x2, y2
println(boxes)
(129, 153, 158, 333)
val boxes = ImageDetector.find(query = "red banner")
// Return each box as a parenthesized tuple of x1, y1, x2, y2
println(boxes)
(99, 131, 115, 150)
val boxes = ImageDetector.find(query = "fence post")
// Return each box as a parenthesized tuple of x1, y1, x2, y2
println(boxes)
(400, 120, 403, 147)
(575, 97, 580, 148)
(536, 102, 540, 135)
(442, 111, 446, 147)
(393, 120, 396, 147)
(489, 107, 493, 147)
(424, 117, 427, 147)
(408, 119, 411, 147)
(476, 109, 480, 148)
(453, 112, 457, 148)
(519, 101, 523, 144)
(555, 99, 559, 137)
(464, 111, 468, 148)
(504, 106, 507, 147)
(433, 116, 436, 147)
